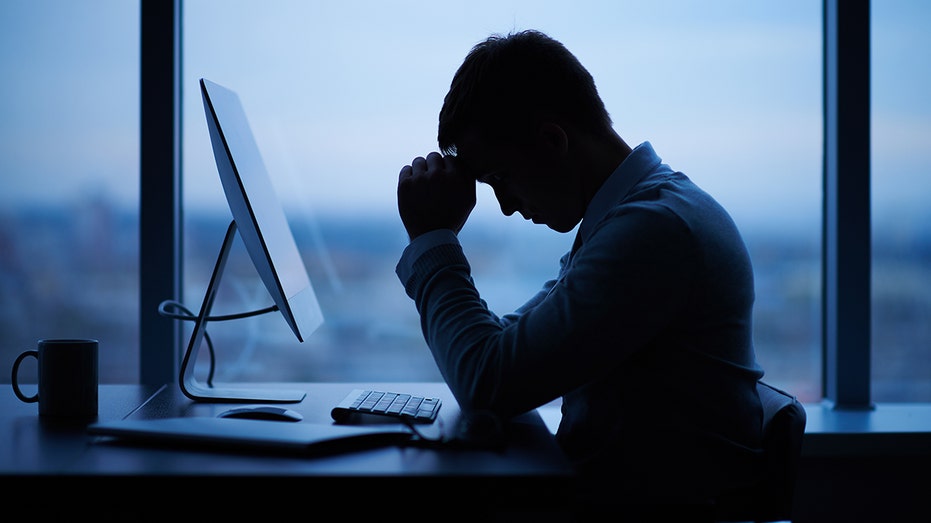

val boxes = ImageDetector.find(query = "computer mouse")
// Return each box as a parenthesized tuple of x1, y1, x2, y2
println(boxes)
(218, 405, 304, 422)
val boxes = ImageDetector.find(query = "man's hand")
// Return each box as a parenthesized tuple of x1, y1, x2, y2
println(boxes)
(398, 151, 476, 241)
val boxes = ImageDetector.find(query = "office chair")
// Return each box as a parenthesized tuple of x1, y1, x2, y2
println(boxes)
(714, 381, 807, 523)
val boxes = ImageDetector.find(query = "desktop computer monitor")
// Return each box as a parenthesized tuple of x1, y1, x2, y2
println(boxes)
(174, 78, 324, 403)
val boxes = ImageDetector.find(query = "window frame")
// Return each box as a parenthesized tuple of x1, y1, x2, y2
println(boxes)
(822, 0, 871, 408)
(139, 0, 183, 384)
(138, 0, 875, 410)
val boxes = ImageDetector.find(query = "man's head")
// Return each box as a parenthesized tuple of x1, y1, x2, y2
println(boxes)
(438, 29, 612, 155)
(438, 30, 616, 233)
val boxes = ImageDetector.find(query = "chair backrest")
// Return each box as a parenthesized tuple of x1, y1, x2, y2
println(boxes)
(715, 380, 807, 522)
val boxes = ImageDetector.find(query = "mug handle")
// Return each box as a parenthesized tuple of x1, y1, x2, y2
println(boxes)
(11, 350, 39, 403)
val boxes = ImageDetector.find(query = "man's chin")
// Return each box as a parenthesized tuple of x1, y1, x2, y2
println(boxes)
(546, 222, 576, 234)
(524, 214, 574, 233)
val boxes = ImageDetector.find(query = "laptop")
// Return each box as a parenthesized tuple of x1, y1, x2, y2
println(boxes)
(88, 417, 414, 457)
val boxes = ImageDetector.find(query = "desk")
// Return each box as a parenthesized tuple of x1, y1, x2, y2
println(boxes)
(2, 382, 574, 518)
(1, 384, 161, 474)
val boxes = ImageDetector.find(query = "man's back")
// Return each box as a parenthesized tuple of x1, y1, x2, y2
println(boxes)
(555, 145, 764, 506)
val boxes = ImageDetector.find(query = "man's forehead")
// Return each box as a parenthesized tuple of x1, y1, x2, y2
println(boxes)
(454, 129, 482, 156)
(453, 129, 495, 173)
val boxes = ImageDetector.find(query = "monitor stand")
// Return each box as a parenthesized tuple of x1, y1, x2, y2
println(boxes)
(179, 220, 306, 403)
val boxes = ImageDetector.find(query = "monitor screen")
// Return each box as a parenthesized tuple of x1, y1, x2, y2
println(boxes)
(200, 78, 323, 342)
(175, 79, 323, 403)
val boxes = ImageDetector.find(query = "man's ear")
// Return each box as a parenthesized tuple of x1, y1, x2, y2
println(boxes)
(538, 122, 568, 156)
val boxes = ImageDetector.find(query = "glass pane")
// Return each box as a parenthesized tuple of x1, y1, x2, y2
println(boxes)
(0, 1, 140, 383)
(182, 0, 821, 400)
(871, 1, 931, 402)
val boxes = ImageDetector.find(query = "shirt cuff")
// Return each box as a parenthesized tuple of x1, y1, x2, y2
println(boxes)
(396, 229, 460, 284)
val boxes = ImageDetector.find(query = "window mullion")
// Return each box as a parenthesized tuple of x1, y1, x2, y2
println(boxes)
(822, 0, 872, 409)
(140, 0, 183, 385)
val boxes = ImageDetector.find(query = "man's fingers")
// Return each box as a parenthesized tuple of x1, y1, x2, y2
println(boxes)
(410, 156, 427, 175)
(425, 151, 444, 173)
(398, 164, 412, 182)
(403, 152, 460, 184)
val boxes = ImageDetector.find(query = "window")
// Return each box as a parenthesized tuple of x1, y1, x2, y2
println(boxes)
(0, 0, 140, 383)
(5, 2, 927, 406)
(180, 0, 824, 398)
(871, 1, 931, 402)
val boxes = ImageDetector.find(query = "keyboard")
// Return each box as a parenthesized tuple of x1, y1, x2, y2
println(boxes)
(331, 389, 442, 424)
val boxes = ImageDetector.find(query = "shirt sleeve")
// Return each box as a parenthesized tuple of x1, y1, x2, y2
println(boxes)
(395, 206, 698, 419)
(395, 228, 460, 288)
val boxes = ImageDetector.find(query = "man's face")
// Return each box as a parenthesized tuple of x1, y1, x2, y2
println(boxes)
(455, 127, 584, 234)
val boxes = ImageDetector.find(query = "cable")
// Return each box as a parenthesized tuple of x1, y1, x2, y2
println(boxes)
(408, 410, 508, 451)
(157, 300, 278, 322)
(157, 300, 277, 387)
(400, 418, 447, 448)
(157, 300, 217, 386)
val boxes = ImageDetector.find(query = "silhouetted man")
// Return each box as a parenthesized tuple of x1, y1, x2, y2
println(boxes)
(396, 30, 765, 518)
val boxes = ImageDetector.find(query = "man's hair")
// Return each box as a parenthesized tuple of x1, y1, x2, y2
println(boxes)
(438, 29, 613, 156)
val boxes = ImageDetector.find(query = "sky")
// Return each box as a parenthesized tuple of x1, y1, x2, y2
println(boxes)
(1, 0, 929, 235)
(181, 0, 826, 233)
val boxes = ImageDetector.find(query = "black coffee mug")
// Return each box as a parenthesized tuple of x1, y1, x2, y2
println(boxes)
(11, 338, 98, 418)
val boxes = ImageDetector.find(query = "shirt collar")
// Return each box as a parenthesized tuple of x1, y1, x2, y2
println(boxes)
(576, 141, 664, 244)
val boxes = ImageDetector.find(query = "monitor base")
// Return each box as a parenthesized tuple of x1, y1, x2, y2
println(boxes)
(177, 220, 306, 405)
(181, 379, 306, 404)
